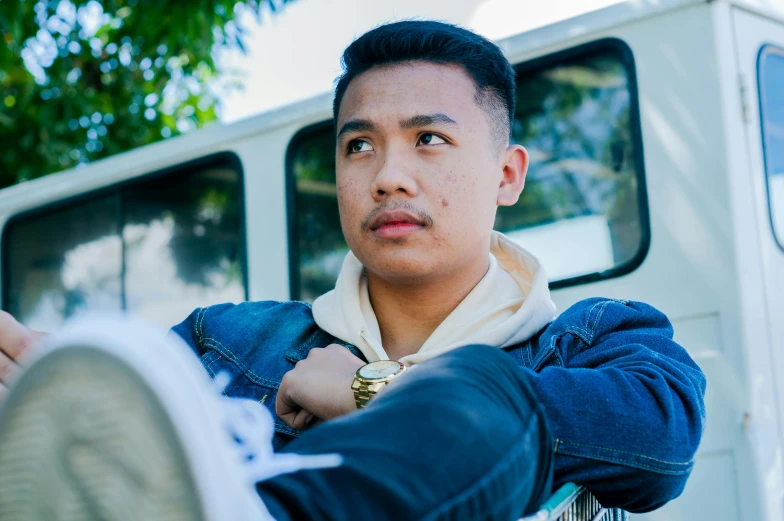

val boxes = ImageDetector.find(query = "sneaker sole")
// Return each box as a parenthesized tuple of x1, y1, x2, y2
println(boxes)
(0, 345, 205, 521)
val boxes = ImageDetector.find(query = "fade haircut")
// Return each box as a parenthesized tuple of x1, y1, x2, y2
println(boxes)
(333, 20, 517, 148)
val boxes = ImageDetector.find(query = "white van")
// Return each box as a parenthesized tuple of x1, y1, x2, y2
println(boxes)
(1, 0, 783, 519)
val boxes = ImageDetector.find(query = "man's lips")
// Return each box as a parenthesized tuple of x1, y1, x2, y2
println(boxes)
(379, 220, 415, 226)
(368, 210, 427, 239)
(368, 210, 426, 230)
(372, 222, 423, 239)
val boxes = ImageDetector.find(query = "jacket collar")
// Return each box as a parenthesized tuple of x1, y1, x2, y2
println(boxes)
(284, 327, 367, 364)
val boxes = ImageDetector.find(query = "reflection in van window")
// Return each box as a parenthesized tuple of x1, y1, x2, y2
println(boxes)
(2, 156, 246, 330)
(288, 42, 646, 302)
(4, 196, 123, 327)
(760, 46, 784, 248)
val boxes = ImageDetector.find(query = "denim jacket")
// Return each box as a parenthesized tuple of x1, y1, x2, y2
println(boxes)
(171, 297, 706, 513)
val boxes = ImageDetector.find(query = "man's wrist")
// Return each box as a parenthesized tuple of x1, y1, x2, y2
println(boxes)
(344, 379, 361, 413)
(351, 361, 407, 409)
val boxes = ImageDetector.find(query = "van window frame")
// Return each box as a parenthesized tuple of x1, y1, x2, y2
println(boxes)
(0, 151, 249, 313)
(757, 43, 784, 253)
(285, 37, 650, 299)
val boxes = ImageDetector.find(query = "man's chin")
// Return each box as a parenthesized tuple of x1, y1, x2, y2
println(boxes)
(360, 254, 439, 286)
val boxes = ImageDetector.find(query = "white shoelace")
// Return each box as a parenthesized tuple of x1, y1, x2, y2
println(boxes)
(214, 372, 344, 484)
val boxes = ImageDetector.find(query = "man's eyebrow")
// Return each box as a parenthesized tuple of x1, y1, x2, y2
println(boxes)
(336, 119, 378, 140)
(400, 113, 458, 130)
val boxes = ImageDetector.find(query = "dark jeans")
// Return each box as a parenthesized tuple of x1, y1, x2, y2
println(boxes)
(256, 345, 554, 521)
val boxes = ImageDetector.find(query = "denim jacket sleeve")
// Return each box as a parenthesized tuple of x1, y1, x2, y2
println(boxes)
(524, 298, 707, 513)
(168, 301, 339, 448)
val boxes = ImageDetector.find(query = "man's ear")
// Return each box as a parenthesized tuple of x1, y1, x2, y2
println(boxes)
(497, 144, 528, 207)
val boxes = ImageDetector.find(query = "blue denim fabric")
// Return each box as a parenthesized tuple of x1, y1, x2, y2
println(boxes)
(170, 297, 706, 513)
(257, 344, 554, 521)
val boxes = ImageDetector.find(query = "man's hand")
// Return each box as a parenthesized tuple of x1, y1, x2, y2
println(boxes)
(0, 311, 47, 399)
(276, 344, 365, 430)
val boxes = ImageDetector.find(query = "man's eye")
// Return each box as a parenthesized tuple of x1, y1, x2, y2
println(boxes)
(417, 133, 447, 146)
(348, 140, 373, 154)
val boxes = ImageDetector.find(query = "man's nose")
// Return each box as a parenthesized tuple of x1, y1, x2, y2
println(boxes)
(370, 151, 419, 202)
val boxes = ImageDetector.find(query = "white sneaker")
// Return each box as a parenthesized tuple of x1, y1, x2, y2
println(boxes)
(0, 314, 342, 521)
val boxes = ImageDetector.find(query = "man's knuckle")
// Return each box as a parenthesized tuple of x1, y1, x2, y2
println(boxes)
(0, 361, 11, 382)
(14, 335, 31, 352)
(5, 337, 30, 361)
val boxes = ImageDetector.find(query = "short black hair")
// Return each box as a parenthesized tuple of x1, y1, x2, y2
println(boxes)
(333, 20, 517, 146)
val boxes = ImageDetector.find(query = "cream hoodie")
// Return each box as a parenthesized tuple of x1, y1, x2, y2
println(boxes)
(311, 231, 557, 366)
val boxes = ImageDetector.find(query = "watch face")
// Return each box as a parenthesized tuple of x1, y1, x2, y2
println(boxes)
(359, 360, 402, 380)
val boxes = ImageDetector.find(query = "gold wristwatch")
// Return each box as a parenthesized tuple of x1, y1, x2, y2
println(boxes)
(351, 360, 407, 409)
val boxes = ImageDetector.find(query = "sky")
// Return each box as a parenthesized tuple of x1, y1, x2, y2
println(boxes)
(217, 0, 628, 123)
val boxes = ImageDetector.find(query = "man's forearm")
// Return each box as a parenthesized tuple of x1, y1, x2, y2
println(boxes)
(522, 299, 706, 512)
(525, 364, 704, 512)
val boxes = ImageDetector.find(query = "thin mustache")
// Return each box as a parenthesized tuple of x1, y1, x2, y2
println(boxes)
(360, 202, 435, 231)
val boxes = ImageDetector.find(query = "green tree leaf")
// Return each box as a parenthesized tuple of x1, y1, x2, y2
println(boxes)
(0, 0, 295, 189)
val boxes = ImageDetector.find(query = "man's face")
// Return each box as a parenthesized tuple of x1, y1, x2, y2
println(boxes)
(335, 62, 525, 284)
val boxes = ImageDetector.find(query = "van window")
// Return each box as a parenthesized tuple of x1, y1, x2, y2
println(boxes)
(759, 45, 784, 249)
(2, 154, 246, 330)
(287, 39, 647, 301)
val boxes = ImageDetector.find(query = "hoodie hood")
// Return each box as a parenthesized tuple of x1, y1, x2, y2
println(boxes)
(311, 231, 557, 366)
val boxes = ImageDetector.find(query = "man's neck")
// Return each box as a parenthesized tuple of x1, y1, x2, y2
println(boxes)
(367, 256, 490, 360)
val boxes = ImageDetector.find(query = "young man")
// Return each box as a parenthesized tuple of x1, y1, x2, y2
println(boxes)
(0, 21, 705, 521)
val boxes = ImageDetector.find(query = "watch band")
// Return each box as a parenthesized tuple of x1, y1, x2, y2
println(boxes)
(353, 380, 374, 409)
